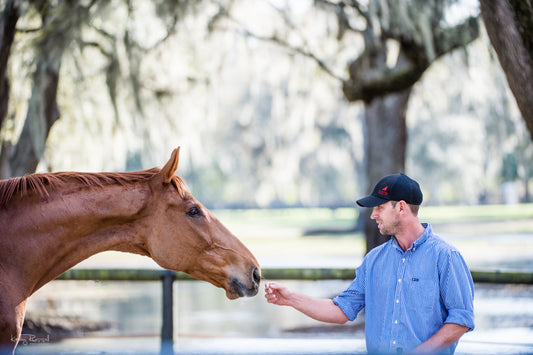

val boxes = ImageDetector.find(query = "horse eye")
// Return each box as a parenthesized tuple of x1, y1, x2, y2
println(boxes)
(186, 206, 202, 217)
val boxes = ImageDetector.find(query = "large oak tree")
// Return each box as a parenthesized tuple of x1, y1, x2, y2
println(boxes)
(317, 0, 479, 251)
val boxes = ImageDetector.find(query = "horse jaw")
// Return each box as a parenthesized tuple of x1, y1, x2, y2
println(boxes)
(183, 262, 261, 300)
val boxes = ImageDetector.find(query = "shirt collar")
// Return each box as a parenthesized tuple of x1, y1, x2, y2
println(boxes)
(391, 223, 431, 252)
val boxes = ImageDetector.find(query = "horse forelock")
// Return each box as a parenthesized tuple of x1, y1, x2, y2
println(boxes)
(0, 168, 189, 208)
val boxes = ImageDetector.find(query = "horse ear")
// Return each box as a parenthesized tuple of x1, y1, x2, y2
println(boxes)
(159, 147, 180, 184)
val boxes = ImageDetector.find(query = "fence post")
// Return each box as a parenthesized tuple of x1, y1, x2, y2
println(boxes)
(161, 270, 175, 355)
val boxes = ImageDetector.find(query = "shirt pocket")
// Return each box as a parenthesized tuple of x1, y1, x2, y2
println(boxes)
(405, 278, 439, 312)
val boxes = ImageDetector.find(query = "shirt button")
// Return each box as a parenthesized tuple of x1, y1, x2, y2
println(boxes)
(396, 299, 400, 303)
(393, 341, 396, 345)
(398, 279, 402, 283)
(402, 258, 406, 262)
(394, 320, 398, 324)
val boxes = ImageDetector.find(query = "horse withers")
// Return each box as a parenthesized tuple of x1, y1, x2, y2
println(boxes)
(0, 147, 260, 353)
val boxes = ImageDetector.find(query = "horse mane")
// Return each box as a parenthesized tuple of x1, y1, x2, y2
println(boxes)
(0, 168, 188, 208)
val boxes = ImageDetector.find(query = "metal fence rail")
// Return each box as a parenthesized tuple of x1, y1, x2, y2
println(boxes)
(53, 268, 533, 355)
(56, 267, 533, 283)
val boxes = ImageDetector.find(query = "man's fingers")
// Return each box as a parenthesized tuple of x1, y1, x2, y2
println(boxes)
(265, 281, 279, 290)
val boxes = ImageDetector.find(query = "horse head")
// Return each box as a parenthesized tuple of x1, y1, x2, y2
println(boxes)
(142, 148, 260, 299)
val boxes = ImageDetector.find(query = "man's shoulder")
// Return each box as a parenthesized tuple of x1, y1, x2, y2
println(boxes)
(423, 231, 468, 267)
(364, 238, 394, 259)
(425, 231, 459, 253)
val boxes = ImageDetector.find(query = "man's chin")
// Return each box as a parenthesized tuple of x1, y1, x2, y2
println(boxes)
(377, 226, 391, 236)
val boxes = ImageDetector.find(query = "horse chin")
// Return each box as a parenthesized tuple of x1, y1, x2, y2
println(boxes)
(225, 289, 242, 300)
(180, 269, 258, 300)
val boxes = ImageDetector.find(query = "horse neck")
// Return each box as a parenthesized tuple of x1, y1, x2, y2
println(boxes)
(2, 181, 152, 295)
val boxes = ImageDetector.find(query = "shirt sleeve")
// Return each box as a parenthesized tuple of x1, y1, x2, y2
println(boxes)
(439, 250, 475, 331)
(332, 263, 366, 321)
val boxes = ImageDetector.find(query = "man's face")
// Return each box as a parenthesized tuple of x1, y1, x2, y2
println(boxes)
(370, 201, 401, 236)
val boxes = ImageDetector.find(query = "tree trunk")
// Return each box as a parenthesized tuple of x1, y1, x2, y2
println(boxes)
(1, 1, 80, 178)
(7, 55, 61, 177)
(343, 36, 413, 252)
(363, 89, 411, 252)
(0, 0, 19, 130)
(480, 0, 533, 142)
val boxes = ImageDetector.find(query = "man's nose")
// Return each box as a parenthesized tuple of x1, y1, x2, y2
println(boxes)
(370, 208, 378, 219)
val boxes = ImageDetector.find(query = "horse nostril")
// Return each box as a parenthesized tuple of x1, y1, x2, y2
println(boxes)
(252, 267, 261, 286)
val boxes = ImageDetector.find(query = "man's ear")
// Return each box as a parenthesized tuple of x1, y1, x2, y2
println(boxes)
(398, 200, 408, 214)
(159, 147, 180, 184)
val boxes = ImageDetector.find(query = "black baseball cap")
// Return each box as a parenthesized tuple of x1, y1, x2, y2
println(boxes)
(356, 173, 423, 207)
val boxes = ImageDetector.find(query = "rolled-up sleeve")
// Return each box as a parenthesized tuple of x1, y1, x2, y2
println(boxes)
(440, 250, 475, 331)
(332, 265, 366, 321)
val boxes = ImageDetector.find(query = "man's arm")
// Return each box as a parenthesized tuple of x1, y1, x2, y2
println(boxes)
(409, 323, 470, 354)
(265, 281, 349, 324)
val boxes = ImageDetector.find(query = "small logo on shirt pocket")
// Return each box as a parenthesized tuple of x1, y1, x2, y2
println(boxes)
(411, 278, 419, 282)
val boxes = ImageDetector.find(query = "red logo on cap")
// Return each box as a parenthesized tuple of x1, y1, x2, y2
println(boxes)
(378, 186, 389, 196)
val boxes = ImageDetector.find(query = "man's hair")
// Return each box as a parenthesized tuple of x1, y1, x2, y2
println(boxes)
(391, 201, 420, 216)
(410, 204, 420, 216)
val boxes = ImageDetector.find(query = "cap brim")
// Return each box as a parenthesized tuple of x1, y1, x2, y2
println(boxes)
(356, 195, 389, 207)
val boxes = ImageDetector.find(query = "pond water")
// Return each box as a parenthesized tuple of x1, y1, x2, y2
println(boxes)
(18, 279, 533, 355)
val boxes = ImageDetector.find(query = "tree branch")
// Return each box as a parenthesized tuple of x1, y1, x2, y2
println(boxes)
(346, 0, 370, 22)
(343, 49, 426, 102)
(314, 0, 367, 38)
(239, 26, 345, 81)
(209, 1, 353, 82)
(343, 15, 479, 103)
(433, 16, 479, 58)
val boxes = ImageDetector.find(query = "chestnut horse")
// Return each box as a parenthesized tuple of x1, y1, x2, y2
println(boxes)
(0, 147, 260, 353)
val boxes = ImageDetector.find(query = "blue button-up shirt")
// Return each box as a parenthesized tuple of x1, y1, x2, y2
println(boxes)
(333, 224, 474, 354)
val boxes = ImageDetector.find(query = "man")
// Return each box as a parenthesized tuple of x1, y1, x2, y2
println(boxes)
(265, 174, 474, 354)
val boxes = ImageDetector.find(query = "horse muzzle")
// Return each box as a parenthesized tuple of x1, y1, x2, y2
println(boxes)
(227, 267, 261, 299)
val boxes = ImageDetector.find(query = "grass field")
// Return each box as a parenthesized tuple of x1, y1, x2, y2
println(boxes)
(212, 202, 533, 238)
(76, 203, 533, 270)
(214, 202, 533, 227)
(419, 203, 533, 224)
(212, 203, 533, 269)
